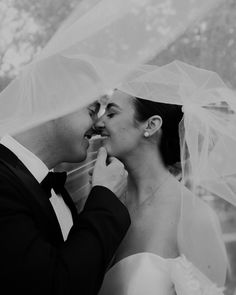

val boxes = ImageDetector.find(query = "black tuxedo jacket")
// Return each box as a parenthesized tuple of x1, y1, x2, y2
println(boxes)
(0, 144, 130, 295)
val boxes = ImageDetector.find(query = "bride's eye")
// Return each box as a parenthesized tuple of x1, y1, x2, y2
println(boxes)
(107, 112, 115, 118)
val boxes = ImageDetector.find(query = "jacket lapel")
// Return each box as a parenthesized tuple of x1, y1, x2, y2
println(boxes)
(61, 188, 79, 224)
(0, 144, 64, 243)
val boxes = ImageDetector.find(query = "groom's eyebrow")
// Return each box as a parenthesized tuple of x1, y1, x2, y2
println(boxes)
(88, 101, 100, 112)
(88, 101, 99, 107)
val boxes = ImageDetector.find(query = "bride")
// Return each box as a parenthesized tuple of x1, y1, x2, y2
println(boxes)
(92, 61, 234, 295)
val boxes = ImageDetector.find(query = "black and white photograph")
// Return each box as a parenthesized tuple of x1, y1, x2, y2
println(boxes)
(0, 0, 236, 294)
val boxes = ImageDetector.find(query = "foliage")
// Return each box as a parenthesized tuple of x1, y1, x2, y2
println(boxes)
(152, 0, 236, 89)
(0, 0, 80, 90)
(1, 0, 236, 90)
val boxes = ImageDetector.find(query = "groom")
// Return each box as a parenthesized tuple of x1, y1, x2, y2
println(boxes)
(0, 101, 130, 295)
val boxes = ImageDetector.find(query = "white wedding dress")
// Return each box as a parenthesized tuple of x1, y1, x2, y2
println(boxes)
(65, 155, 227, 295)
(65, 152, 228, 295)
(98, 191, 227, 295)
(98, 252, 224, 295)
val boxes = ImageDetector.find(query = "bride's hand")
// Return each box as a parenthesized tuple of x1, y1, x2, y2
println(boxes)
(92, 147, 128, 198)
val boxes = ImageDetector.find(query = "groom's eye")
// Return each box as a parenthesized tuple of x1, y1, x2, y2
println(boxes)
(88, 102, 100, 118)
(88, 109, 97, 118)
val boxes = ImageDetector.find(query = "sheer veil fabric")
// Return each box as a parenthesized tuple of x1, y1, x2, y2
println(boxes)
(118, 60, 234, 286)
(0, 0, 230, 289)
(0, 0, 222, 136)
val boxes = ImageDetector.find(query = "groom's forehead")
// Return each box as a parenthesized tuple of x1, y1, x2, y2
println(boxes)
(88, 100, 99, 107)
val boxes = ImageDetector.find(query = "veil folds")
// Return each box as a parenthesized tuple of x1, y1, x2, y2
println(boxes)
(119, 61, 236, 208)
(118, 60, 235, 286)
(0, 0, 229, 288)
(0, 0, 222, 136)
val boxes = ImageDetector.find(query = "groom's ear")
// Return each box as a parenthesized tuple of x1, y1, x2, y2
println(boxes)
(144, 115, 162, 136)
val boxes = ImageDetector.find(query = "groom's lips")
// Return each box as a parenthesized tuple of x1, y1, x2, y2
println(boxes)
(84, 133, 92, 139)
(84, 128, 99, 139)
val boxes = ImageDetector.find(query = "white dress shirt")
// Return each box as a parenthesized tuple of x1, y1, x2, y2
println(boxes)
(0, 135, 73, 241)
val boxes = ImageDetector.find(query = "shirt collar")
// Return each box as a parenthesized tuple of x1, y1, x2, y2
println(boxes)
(0, 135, 49, 183)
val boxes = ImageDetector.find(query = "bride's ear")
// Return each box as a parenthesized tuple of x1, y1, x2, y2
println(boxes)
(143, 115, 162, 137)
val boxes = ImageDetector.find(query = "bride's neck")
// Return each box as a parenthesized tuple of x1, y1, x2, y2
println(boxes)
(124, 147, 170, 202)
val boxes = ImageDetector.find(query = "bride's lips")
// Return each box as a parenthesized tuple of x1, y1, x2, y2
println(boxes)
(100, 133, 109, 139)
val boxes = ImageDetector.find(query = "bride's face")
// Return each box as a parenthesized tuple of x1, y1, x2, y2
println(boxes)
(95, 90, 143, 159)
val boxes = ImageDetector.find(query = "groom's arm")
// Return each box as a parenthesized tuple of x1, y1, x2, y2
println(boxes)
(60, 147, 130, 294)
(63, 185, 130, 295)
(0, 173, 130, 295)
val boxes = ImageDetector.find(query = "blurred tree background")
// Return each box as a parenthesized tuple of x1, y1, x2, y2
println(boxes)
(1, 0, 236, 294)
(1, 0, 236, 89)
(153, 0, 236, 89)
(0, 0, 79, 90)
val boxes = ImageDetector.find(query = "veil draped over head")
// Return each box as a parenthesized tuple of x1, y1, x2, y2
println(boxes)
(119, 61, 236, 207)
(0, 0, 230, 288)
(0, 0, 222, 136)
(118, 60, 235, 286)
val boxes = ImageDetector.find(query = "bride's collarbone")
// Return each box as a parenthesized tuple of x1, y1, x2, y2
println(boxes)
(118, 206, 180, 259)
(128, 190, 181, 223)
(117, 181, 181, 260)
(129, 209, 180, 244)
(115, 222, 179, 262)
(126, 178, 181, 214)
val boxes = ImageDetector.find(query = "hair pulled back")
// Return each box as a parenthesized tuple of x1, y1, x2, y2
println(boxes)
(133, 97, 183, 167)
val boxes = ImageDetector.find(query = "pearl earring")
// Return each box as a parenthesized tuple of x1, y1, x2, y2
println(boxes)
(144, 131, 149, 138)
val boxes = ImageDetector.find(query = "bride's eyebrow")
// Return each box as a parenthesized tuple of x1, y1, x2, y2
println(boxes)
(106, 102, 122, 111)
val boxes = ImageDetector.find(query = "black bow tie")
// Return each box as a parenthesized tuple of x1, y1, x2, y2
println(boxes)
(41, 171, 67, 198)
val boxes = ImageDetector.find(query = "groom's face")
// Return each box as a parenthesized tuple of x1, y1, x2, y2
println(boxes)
(55, 101, 100, 163)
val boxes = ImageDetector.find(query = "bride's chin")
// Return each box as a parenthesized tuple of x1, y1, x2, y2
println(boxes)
(101, 140, 108, 148)
(101, 144, 113, 156)
(100, 140, 117, 157)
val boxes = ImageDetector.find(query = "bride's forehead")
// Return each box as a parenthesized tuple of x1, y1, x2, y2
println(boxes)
(110, 90, 134, 105)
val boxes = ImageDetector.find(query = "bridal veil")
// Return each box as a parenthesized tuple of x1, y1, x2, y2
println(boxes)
(118, 60, 234, 286)
(0, 0, 231, 288)
(0, 0, 222, 136)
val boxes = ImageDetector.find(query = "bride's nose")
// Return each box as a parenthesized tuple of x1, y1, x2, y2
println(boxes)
(94, 115, 105, 133)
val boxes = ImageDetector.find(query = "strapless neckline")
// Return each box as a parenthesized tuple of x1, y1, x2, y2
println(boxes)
(98, 252, 224, 295)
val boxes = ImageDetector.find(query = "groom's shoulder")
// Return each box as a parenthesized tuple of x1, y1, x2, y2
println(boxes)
(0, 158, 24, 194)
(0, 160, 15, 180)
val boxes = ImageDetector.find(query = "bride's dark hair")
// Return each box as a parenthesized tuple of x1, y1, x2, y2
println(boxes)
(133, 97, 183, 167)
